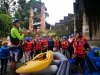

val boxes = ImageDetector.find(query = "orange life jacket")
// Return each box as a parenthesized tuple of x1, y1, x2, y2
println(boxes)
(61, 40, 68, 49)
(73, 39, 77, 48)
(42, 39, 48, 46)
(54, 41, 60, 47)
(74, 42, 85, 58)
(34, 41, 42, 50)
(24, 41, 33, 52)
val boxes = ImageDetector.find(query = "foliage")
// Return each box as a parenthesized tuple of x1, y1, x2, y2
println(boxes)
(0, 0, 16, 15)
(0, 14, 13, 37)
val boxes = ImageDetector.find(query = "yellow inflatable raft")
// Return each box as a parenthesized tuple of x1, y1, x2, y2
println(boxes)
(16, 51, 53, 74)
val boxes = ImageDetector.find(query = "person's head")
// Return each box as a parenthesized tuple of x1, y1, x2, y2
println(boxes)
(49, 35, 53, 39)
(75, 33, 79, 38)
(71, 34, 75, 38)
(12, 19, 20, 28)
(53, 47, 56, 52)
(35, 34, 39, 40)
(79, 32, 82, 36)
(43, 35, 46, 40)
(2, 41, 8, 46)
(62, 36, 67, 40)
(25, 37, 30, 42)
(38, 37, 42, 42)
(55, 36, 59, 40)
(77, 35, 83, 42)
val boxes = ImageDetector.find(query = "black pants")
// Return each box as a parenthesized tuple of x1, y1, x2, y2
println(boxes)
(48, 46, 54, 51)
(10, 46, 23, 59)
(42, 49, 47, 53)
(68, 46, 74, 58)
(1, 58, 8, 74)
(34, 50, 41, 57)
(74, 57, 85, 68)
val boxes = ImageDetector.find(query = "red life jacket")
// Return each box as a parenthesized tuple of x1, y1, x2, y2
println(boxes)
(34, 41, 42, 50)
(73, 39, 77, 48)
(54, 41, 60, 47)
(61, 40, 68, 49)
(82, 37, 88, 43)
(74, 42, 85, 58)
(42, 39, 48, 46)
(24, 41, 33, 52)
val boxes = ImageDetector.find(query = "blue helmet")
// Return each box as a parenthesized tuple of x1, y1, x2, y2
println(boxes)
(71, 34, 75, 37)
(62, 36, 67, 39)
(12, 19, 20, 23)
(30, 37, 33, 40)
(79, 32, 82, 35)
(43, 35, 46, 38)
(38, 37, 42, 40)
(25, 37, 30, 41)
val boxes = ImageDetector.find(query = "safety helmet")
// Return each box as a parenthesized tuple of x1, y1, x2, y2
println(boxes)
(71, 34, 75, 37)
(38, 37, 42, 40)
(12, 19, 20, 23)
(79, 32, 82, 35)
(2, 41, 8, 45)
(25, 37, 30, 41)
(62, 36, 67, 39)
(43, 35, 46, 38)
(55, 36, 59, 39)
(30, 37, 33, 40)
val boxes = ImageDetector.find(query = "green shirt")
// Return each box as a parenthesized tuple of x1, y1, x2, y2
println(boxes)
(11, 26, 24, 40)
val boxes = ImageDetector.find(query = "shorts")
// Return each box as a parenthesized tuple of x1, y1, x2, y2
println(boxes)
(74, 57, 85, 68)
(10, 46, 23, 62)
(10, 49, 20, 62)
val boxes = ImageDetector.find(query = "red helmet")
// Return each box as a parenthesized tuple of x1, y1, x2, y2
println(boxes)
(2, 41, 8, 45)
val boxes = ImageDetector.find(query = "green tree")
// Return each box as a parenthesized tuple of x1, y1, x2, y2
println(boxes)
(0, 14, 13, 37)
(0, 0, 15, 15)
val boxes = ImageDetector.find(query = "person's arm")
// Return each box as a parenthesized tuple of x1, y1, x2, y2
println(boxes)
(13, 28, 24, 40)
(84, 43, 91, 51)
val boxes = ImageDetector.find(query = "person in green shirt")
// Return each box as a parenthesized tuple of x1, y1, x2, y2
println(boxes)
(10, 19, 27, 75)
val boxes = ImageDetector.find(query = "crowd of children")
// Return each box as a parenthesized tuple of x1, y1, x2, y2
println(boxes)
(0, 32, 92, 75)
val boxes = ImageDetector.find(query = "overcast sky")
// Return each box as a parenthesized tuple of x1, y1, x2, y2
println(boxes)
(41, 0, 75, 25)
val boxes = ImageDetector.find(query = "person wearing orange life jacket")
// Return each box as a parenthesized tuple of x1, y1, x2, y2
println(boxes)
(41, 35, 48, 52)
(29, 37, 34, 59)
(34, 37, 43, 56)
(53, 36, 61, 52)
(72, 35, 91, 74)
(23, 37, 33, 62)
(76, 32, 88, 43)
(61, 36, 69, 57)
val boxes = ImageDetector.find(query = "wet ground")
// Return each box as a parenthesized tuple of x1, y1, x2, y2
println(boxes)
(0, 58, 25, 75)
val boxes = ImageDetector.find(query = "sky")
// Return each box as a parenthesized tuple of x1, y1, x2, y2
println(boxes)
(41, 0, 75, 25)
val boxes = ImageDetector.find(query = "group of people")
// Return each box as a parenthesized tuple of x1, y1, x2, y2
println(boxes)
(0, 18, 92, 75)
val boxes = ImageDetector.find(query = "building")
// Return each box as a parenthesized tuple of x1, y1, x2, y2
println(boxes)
(74, 0, 100, 40)
(51, 13, 74, 34)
